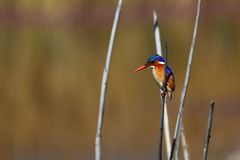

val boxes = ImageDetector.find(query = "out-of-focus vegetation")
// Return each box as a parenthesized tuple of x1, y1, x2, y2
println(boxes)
(0, 0, 239, 159)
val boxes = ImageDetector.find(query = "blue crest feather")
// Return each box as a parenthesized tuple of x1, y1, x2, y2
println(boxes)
(147, 54, 174, 77)
(147, 54, 165, 63)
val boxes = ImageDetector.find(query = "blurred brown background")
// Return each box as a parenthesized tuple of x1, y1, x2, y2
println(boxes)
(0, 0, 239, 159)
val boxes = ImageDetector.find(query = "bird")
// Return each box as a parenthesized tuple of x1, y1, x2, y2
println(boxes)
(135, 54, 175, 100)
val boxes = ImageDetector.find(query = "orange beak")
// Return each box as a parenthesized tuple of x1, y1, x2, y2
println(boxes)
(134, 65, 149, 72)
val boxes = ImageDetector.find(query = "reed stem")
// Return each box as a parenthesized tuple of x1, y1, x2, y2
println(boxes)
(153, 11, 172, 159)
(95, 1, 123, 160)
(202, 101, 215, 160)
(169, 0, 202, 159)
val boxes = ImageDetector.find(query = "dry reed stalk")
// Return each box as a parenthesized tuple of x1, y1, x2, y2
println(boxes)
(95, 1, 123, 160)
(181, 127, 190, 160)
(153, 11, 172, 159)
(169, 0, 202, 159)
(202, 101, 215, 160)
(158, 42, 168, 160)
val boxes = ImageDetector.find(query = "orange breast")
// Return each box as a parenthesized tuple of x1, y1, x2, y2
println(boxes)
(154, 64, 165, 81)
(152, 66, 164, 86)
(153, 64, 175, 91)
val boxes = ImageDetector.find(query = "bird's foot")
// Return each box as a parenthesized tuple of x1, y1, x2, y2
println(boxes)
(160, 92, 166, 97)
(160, 85, 167, 93)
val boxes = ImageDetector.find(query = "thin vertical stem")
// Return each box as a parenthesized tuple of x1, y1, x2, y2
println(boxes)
(164, 105, 171, 158)
(95, 1, 123, 160)
(175, 125, 190, 160)
(153, 11, 162, 56)
(169, 0, 202, 159)
(159, 95, 166, 160)
(158, 43, 168, 160)
(202, 101, 215, 160)
(153, 11, 172, 159)
(181, 127, 190, 160)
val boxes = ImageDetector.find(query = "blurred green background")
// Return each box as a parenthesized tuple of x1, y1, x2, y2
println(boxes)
(0, 0, 239, 159)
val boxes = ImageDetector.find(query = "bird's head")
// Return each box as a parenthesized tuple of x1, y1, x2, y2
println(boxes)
(135, 54, 165, 72)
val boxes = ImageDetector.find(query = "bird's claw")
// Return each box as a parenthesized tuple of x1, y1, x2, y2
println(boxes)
(161, 92, 166, 97)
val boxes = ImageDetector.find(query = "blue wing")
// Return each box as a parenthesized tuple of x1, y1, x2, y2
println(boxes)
(167, 66, 174, 78)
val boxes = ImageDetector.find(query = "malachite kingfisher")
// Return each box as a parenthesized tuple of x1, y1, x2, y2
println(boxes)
(135, 54, 175, 100)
